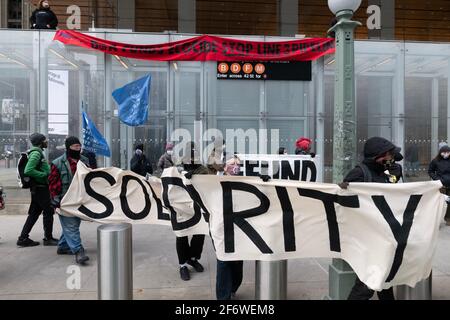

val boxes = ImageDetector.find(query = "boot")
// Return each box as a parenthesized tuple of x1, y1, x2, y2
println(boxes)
(17, 237, 39, 247)
(43, 237, 59, 246)
(75, 248, 89, 265)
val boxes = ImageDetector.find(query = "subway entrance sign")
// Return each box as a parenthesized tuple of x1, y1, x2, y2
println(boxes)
(217, 61, 312, 81)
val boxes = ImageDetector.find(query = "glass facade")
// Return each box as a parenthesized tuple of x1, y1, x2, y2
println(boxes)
(0, 30, 449, 186)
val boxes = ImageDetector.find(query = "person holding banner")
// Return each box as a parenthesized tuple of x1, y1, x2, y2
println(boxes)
(295, 137, 315, 157)
(130, 144, 153, 177)
(216, 155, 244, 300)
(177, 141, 207, 281)
(342, 136, 400, 300)
(48, 136, 90, 265)
(428, 144, 450, 225)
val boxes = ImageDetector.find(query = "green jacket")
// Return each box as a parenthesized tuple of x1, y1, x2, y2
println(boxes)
(52, 153, 89, 201)
(24, 146, 50, 186)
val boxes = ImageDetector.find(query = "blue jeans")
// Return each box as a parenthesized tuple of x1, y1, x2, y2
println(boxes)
(58, 215, 82, 254)
(216, 259, 243, 300)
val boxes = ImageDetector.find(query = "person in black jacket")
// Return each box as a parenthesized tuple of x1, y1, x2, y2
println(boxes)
(341, 136, 401, 300)
(428, 144, 450, 225)
(30, 0, 58, 30)
(130, 144, 153, 177)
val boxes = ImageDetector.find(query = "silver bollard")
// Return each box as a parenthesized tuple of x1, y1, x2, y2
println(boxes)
(255, 260, 287, 300)
(395, 271, 432, 300)
(97, 223, 133, 300)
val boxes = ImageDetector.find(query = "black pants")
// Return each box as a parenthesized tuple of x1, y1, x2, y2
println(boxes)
(348, 277, 395, 300)
(216, 260, 243, 300)
(176, 235, 205, 265)
(19, 186, 54, 240)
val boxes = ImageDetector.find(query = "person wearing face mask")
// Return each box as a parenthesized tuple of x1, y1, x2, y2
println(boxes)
(48, 136, 90, 265)
(30, 0, 58, 30)
(17, 133, 58, 247)
(340, 136, 401, 300)
(130, 144, 153, 177)
(428, 144, 450, 225)
(157, 143, 175, 172)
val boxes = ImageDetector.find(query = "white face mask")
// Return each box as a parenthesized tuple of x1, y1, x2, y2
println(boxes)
(442, 152, 450, 159)
(135, 149, 143, 156)
(167, 150, 173, 156)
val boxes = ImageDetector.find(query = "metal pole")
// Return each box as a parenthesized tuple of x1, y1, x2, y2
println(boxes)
(97, 223, 133, 300)
(326, 8, 361, 300)
(395, 271, 432, 300)
(255, 260, 287, 300)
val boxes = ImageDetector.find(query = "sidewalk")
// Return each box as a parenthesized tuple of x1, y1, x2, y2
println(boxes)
(1, 215, 450, 300)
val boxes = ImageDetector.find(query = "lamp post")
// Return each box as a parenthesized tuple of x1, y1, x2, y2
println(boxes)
(326, 0, 361, 300)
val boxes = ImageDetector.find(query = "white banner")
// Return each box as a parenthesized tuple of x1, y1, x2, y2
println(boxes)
(61, 163, 445, 290)
(236, 154, 322, 182)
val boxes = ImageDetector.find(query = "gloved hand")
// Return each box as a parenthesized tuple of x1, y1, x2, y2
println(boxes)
(440, 186, 448, 194)
(50, 198, 61, 209)
(338, 182, 349, 189)
(184, 171, 193, 179)
(260, 175, 271, 182)
(310, 152, 316, 158)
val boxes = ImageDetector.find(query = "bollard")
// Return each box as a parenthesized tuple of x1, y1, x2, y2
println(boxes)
(97, 223, 133, 300)
(255, 260, 287, 300)
(395, 271, 432, 300)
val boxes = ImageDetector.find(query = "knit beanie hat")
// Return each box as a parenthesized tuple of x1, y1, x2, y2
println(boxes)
(296, 137, 312, 151)
(29, 133, 46, 146)
(65, 136, 81, 150)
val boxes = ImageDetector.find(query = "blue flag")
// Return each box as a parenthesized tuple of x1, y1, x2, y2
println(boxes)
(82, 110, 111, 157)
(112, 75, 151, 126)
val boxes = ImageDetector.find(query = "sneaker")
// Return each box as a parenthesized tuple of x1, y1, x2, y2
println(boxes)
(57, 247, 73, 255)
(75, 248, 89, 265)
(43, 237, 59, 246)
(187, 259, 204, 272)
(180, 266, 190, 281)
(17, 237, 40, 247)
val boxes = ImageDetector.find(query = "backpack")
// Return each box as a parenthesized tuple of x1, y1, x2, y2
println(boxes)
(356, 163, 372, 182)
(17, 150, 42, 189)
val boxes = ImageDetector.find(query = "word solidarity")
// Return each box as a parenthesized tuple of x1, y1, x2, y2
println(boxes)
(54, 30, 335, 62)
(61, 163, 444, 291)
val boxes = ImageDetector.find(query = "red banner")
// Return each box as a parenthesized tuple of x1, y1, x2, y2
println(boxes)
(53, 30, 335, 62)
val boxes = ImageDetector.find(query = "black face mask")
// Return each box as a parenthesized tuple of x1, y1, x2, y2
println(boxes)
(382, 158, 394, 169)
(67, 149, 81, 160)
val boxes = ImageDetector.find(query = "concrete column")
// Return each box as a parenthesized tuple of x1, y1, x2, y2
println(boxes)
(315, 57, 325, 175)
(178, 0, 195, 33)
(392, 47, 405, 156)
(368, 0, 395, 40)
(431, 78, 439, 157)
(278, 0, 298, 37)
(117, 0, 135, 31)
(447, 60, 450, 144)
(39, 33, 48, 140)
(104, 53, 112, 167)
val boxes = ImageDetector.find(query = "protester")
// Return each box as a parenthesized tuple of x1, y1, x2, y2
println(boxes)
(295, 137, 316, 157)
(177, 141, 207, 281)
(17, 133, 58, 247)
(48, 136, 90, 265)
(278, 147, 287, 155)
(0, 186, 4, 211)
(216, 155, 244, 300)
(130, 144, 153, 177)
(30, 0, 58, 30)
(404, 143, 419, 177)
(428, 144, 450, 225)
(157, 143, 175, 172)
(341, 136, 400, 300)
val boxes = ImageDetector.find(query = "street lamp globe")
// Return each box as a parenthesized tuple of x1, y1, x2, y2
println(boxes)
(328, 0, 361, 15)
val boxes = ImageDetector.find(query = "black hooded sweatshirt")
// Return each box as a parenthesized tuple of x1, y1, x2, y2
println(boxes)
(344, 137, 400, 183)
(428, 146, 450, 187)
(30, 7, 58, 29)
